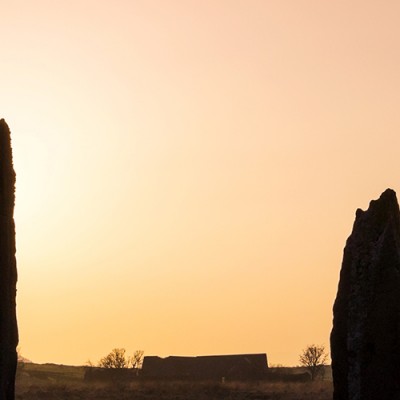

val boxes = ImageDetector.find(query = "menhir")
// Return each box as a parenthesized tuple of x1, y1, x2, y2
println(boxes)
(331, 189, 400, 400)
(0, 120, 18, 399)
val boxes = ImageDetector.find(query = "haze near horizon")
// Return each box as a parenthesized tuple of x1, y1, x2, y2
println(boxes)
(2, 1, 400, 366)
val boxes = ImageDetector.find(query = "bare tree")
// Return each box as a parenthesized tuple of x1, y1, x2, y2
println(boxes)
(97, 348, 145, 370)
(299, 344, 328, 381)
(98, 348, 129, 369)
(131, 350, 144, 369)
(85, 359, 95, 367)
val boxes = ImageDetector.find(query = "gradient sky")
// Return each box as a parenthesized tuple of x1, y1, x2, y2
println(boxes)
(1, 0, 400, 366)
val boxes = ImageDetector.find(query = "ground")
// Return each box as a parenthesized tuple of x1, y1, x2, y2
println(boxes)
(16, 363, 333, 400)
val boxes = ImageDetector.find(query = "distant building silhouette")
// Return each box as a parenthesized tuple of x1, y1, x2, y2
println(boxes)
(142, 354, 268, 381)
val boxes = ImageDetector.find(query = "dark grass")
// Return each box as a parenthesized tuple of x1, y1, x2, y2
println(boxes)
(16, 380, 333, 400)
(16, 363, 333, 400)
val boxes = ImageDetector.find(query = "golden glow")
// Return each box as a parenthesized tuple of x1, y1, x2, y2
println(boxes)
(2, 1, 400, 366)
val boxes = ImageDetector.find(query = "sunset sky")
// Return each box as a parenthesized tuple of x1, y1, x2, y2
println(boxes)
(1, 1, 400, 367)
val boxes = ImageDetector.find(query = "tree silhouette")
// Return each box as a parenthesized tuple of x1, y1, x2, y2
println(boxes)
(131, 350, 144, 369)
(98, 348, 129, 369)
(299, 344, 328, 381)
(97, 348, 144, 370)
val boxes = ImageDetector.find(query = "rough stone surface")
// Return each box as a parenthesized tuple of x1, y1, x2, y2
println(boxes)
(331, 189, 400, 400)
(0, 119, 18, 399)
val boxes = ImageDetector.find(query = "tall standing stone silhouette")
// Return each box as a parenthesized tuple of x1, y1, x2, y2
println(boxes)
(0, 119, 18, 400)
(331, 189, 400, 400)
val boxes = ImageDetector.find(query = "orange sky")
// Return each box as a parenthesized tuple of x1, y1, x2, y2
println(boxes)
(1, 1, 400, 366)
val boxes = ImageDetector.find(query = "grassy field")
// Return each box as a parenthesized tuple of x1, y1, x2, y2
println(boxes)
(16, 363, 333, 400)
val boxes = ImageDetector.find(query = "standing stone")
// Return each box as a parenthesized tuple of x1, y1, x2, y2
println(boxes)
(0, 120, 18, 400)
(331, 189, 400, 400)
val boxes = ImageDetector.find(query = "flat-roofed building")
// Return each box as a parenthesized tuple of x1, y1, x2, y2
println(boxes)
(142, 353, 268, 381)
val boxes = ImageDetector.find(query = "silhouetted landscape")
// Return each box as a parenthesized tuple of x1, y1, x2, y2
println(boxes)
(16, 362, 333, 400)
